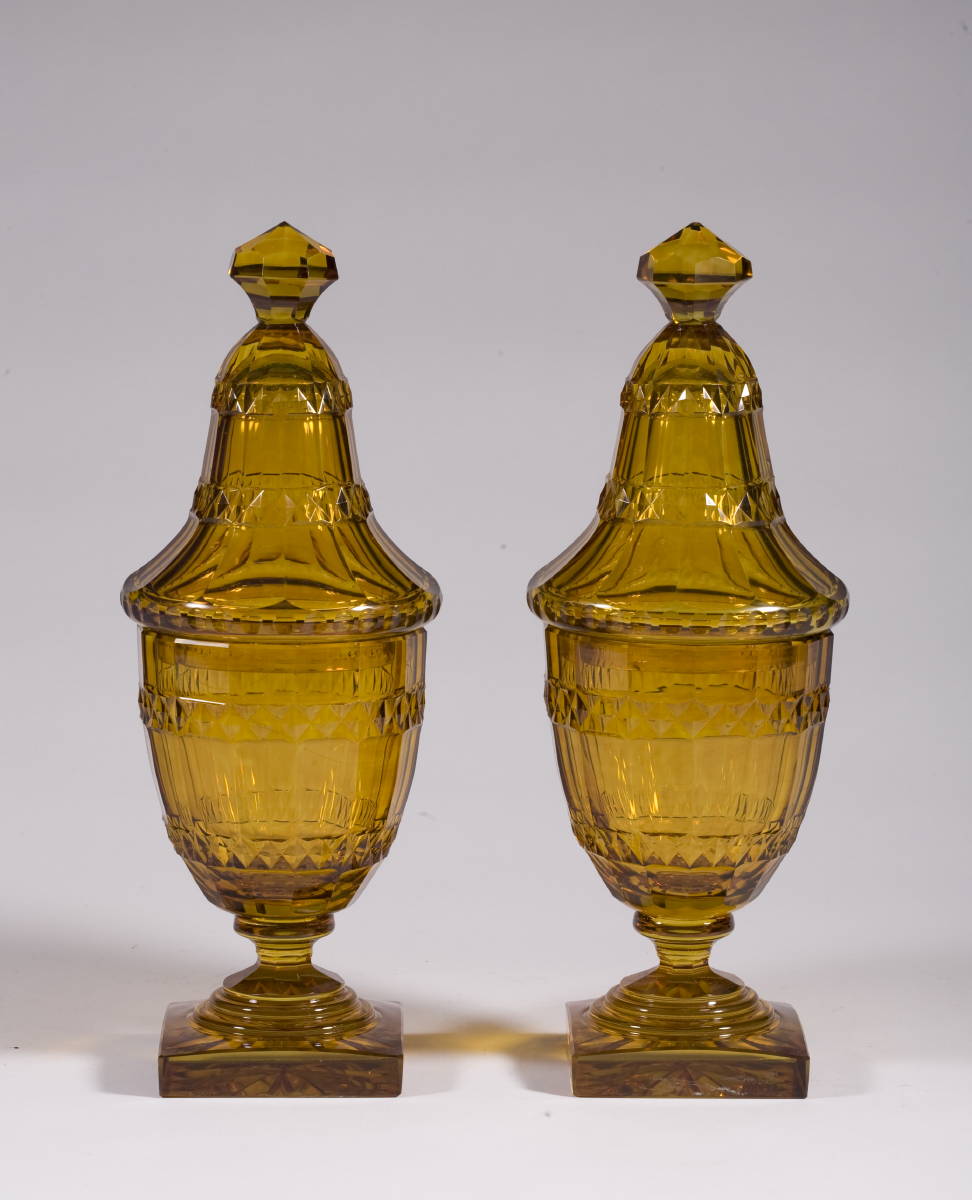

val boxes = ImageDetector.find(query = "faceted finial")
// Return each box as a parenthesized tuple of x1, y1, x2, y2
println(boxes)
(230, 221, 338, 324)
(638, 223, 751, 322)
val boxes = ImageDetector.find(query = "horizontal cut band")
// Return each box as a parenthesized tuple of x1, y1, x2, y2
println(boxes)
(140, 685, 425, 741)
(192, 480, 372, 525)
(621, 380, 761, 415)
(546, 679, 829, 738)
(212, 379, 352, 415)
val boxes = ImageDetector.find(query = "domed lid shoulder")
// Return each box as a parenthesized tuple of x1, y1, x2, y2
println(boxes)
(529, 224, 847, 640)
(123, 223, 440, 639)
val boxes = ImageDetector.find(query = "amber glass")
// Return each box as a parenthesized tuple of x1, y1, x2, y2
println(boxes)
(122, 222, 440, 1096)
(528, 223, 847, 1098)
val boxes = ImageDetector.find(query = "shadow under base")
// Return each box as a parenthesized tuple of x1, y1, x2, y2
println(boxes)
(158, 1000, 403, 1098)
(567, 998, 808, 1099)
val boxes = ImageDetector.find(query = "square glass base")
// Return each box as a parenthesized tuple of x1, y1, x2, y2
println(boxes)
(567, 999, 808, 1098)
(158, 1000, 403, 1097)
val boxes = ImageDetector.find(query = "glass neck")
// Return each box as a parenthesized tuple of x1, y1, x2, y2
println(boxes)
(192, 323, 370, 528)
(601, 322, 780, 528)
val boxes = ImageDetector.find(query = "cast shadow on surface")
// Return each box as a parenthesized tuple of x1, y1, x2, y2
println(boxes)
(403, 1016, 569, 1097)
(0, 932, 566, 1098)
(1, 933, 967, 1100)
(0, 936, 218, 1098)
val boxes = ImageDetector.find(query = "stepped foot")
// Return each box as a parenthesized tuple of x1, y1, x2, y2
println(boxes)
(567, 997, 808, 1098)
(158, 999, 403, 1098)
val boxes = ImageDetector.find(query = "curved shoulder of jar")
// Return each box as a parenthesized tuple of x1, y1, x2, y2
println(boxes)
(364, 517, 442, 623)
(121, 518, 440, 638)
(528, 520, 848, 639)
(216, 324, 347, 389)
(628, 321, 758, 391)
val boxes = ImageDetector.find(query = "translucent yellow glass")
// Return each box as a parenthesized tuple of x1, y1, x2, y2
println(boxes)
(122, 222, 440, 1096)
(528, 223, 847, 1098)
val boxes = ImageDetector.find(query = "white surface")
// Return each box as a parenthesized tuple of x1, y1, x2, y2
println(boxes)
(1, 1, 970, 1196)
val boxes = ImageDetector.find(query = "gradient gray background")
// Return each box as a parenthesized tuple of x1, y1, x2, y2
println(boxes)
(1, 1, 969, 1195)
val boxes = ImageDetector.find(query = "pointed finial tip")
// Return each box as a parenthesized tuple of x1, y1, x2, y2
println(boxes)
(229, 221, 337, 323)
(638, 223, 751, 321)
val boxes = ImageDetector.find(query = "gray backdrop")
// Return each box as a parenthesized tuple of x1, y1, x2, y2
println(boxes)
(1, 1, 969, 1196)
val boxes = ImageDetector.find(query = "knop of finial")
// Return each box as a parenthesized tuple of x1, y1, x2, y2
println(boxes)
(638, 223, 751, 322)
(230, 221, 338, 323)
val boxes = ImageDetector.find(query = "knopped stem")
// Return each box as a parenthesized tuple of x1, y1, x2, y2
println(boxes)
(190, 914, 375, 1045)
(634, 911, 734, 971)
(589, 911, 775, 1042)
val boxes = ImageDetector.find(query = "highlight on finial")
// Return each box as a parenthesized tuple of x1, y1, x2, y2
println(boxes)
(638, 223, 751, 321)
(230, 221, 338, 323)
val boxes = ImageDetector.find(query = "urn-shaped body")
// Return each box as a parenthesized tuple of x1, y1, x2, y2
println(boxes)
(529, 224, 847, 1098)
(122, 223, 439, 1096)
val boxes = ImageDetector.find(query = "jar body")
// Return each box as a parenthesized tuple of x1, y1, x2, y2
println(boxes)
(122, 222, 440, 1095)
(528, 224, 848, 1097)
(140, 628, 426, 922)
(545, 628, 832, 922)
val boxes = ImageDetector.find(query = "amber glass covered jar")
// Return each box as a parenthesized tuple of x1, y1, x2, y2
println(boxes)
(529, 223, 847, 1098)
(122, 222, 440, 1096)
